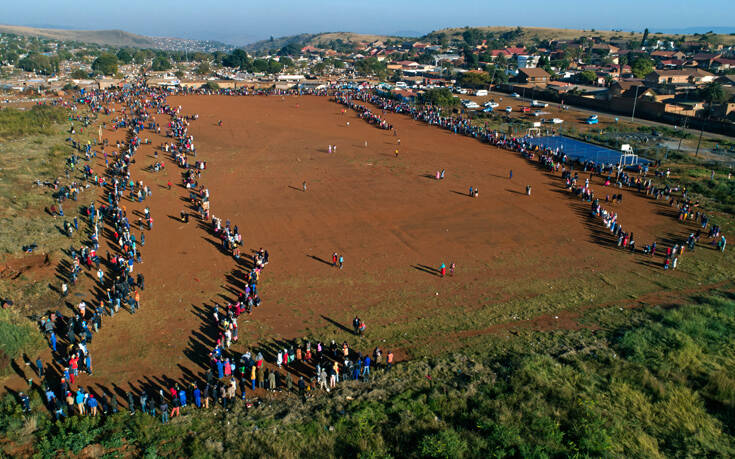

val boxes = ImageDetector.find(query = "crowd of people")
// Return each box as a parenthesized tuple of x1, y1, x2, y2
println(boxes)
(335, 89, 727, 269)
(14, 82, 728, 422)
(19, 83, 394, 423)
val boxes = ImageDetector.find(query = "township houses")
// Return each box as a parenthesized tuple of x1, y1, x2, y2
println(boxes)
(644, 68, 716, 87)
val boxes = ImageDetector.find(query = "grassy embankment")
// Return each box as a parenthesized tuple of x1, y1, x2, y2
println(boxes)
(0, 291, 732, 457)
(0, 104, 98, 374)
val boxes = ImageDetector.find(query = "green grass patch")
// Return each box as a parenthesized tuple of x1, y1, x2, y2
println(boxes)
(2, 291, 734, 457)
(0, 106, 69, 141)
(0, 309, 44, 377)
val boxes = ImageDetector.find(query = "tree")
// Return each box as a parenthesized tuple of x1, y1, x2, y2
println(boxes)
(354, 57, 387, 78)
(174, 70, 185, 79)
(203, 81, 219, 90)
(116, 49, 133, 65)
(418, 88, 458, 107)
(71, 68, 89, 79)
(312, 61, 327, 75)
(196, 62, 211, 75)
(458, 71, 491, 89)
(151, 56, 172, 71)
(222, 49, 249, 69)
(631, 57, 654, 78)
(700, 82, 728, 105)
(463, 47, 479, 69)
(640, 28, 649, 48)
(578, 70, 598, 84)
(92, 53, 118, 76)
(266, 59, 282, 74)
(278, 56, 294, 68)
(462, 28, 483, 46)
(278, 43, 301, 56)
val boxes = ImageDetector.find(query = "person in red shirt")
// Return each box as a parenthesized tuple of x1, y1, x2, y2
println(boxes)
(69, 355, 79, 384)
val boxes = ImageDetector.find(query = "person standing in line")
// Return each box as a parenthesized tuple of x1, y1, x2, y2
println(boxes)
(35, 357, 44, 377)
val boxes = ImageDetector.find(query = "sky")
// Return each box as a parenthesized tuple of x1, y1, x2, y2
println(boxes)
(4, 0, 735, 45)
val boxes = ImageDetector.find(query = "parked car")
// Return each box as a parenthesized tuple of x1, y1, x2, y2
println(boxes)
(510, 92, 520, 98)
(484, 101, 499, 108)
(531, 100, 548, 108)
(475, 89, 488, 96)
(505, 106, 513, 113)
(482, 106, 494, 113)
(518, 106, 531, 113)
(586, 115, 599, 125)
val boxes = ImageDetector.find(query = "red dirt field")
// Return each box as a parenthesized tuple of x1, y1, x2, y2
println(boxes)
(3, 94, 698, 396)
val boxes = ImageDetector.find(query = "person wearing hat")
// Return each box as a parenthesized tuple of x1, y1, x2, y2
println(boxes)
(87, 393, 98, 416)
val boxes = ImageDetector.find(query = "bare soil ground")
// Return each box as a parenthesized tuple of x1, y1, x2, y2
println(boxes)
(3, 94, 720, 397)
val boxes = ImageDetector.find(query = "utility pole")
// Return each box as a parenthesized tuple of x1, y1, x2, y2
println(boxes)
(676, 109, 688, 155)
(695, 102, 711, 158)
(695, 124, 704, 157)
(630, 85, 639, 122)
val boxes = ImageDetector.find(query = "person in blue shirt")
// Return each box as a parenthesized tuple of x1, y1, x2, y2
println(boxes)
(179, 388, 187, 408)
(87, 394, 99, 416)
(193, 385, 201, 408)
(362, 356, 371, 378)
(216, 358, 224, 379)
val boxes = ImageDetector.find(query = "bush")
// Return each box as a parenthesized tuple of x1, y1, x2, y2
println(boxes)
(419, 429, 468, 458)
(0, 105, 68, 140)
(0, 309, 44, 376)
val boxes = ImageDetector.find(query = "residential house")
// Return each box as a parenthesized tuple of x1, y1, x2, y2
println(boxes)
(692, 53, 722, 69)
(711, 57, 735, 73)
(644, 68, 716, 86)
(516, 67, 550, 84)
(608, 79, 645, 98)
(650, 50, 686, 60)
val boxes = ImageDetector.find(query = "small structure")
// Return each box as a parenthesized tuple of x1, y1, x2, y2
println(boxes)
(619, 144, 639, 167)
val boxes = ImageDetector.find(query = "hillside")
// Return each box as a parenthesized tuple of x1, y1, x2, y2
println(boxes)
(244, 31, 409, 53)
(425, 25, 735, 45)
(0, 24, 156, 47)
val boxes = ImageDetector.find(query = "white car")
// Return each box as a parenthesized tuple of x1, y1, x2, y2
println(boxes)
(505, 106, 513, 113)
(484, 101, 499, 108)
(510, 92, 520, 98)
(531, 100, 548, 108)
(463, 101, 480, 109)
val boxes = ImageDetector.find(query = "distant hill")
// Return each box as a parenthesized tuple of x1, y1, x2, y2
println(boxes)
(425, 26, 735, 45)
(244, 32, 408, 53)
(0, 24, 156, 47)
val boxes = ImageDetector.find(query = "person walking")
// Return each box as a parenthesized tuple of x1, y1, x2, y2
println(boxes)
(509, 169, 513, 180)
(302, 181, 307, 192)
(338, 255, 344, 270)
(440, 263, 446, 277)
